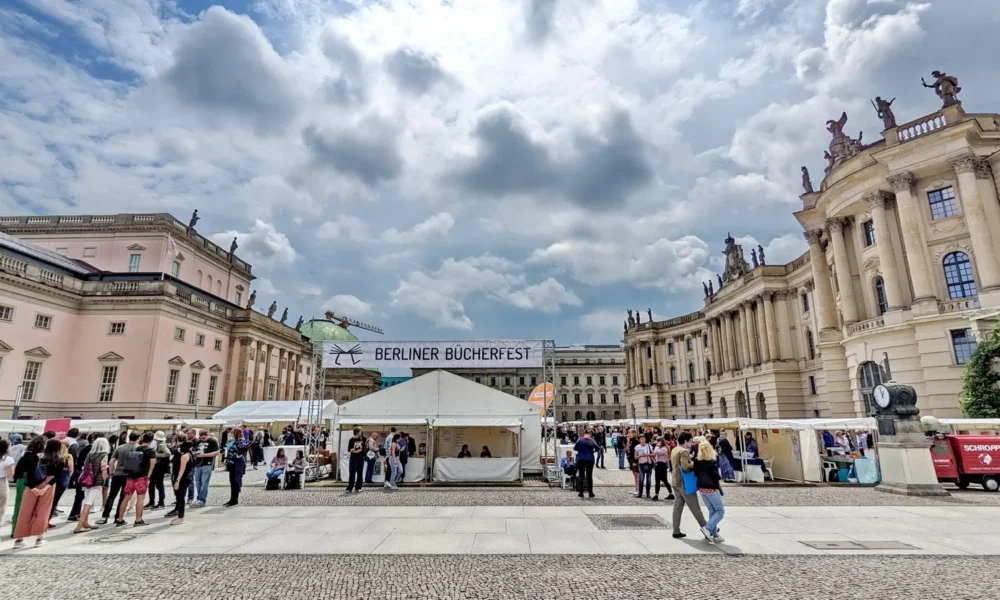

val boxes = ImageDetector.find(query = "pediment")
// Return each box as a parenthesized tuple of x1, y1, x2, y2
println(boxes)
(0, 339, 11, 352)
(209, 364, 223, 373)
(861, 256, 881, 273)
(189, 360, 206, 369)
(126, 243, 146, 251)
(175, 252, 186, 261)
(24, 346, 51, 358)
(168, 355, 186, 365)
(98, 351, 124, 361)
(235, 284, 245, 291)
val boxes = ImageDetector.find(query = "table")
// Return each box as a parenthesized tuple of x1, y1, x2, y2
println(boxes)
(433, 457, 520, 482)
(822, 455, 856, 482)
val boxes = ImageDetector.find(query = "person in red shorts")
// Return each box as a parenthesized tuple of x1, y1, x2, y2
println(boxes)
(116, 432, 156, 528)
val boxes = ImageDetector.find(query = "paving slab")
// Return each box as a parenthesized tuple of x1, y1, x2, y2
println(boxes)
(372, 533, 475, 554)
(472, 533, 531, 554)
(444, 518, 508, 534)
(591, 532, 651, 554)
(363, 518, 452, 533)
(528, 532, 603, 554)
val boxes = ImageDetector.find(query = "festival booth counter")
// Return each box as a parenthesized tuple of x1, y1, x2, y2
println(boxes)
(332, 370, 541, 483)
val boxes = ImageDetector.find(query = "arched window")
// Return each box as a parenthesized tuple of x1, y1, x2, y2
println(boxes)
(669, 366, 677, 385)
(585, 411, 596, 421)
(613, 410, 620, 419)
(859, 361, 885, 415)
(756, 393, 767, 419)
(720, 396, 728, 418)
(806, 329, 815, 360)
(735, 391, 747, 418)
(943, 252, 977, 299)
(705, 360, 712, 378)
(574, 410, 582, 420)
(874, 276, 888, 315)
(688, 362, 695, 383)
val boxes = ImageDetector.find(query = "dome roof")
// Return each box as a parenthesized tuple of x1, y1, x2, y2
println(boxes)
(299, 319, 359, 343)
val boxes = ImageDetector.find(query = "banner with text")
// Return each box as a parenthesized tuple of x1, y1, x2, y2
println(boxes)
(321, 340, 545, 369)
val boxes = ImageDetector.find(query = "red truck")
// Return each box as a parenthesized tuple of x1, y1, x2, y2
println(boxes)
(931, 434, 1000, 492)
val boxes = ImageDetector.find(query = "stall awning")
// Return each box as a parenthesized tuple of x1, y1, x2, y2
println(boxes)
(939, 418, 1000, 429)
(0, 420, 45, 435)
(433, 417, 522, 427)
(339, 418, 429, 426)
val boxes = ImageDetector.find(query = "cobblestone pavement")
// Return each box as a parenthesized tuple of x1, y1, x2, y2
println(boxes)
(203, 484, 1000, 507)
(1, 555, 994, 599)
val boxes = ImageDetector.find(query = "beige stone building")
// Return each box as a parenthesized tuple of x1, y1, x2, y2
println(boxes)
(625, 92, 1000, 420)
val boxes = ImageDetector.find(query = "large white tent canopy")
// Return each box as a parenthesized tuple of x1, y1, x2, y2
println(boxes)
(212, 400, 337, 423)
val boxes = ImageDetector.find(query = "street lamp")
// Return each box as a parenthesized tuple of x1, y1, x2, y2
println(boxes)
(11, 385, 23, 419)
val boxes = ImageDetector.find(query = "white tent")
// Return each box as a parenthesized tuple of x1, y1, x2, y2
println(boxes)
(0, 420, 45, 435)
(334, 370, 542, 481)
(212, 400, 337, 423)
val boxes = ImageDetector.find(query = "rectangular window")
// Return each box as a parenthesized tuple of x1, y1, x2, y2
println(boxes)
(518, 393, 525, 399)
(174, 327, 185, 341)
(187, 372, 200, 404)
(668, 343, 674, 355)
(207, 375, 218, 406)
(644, 396, 652, 408)
(862, 220, 876, 246)
(646, 346, 651, 358)
(809, 375, 817, 396)
(951, 329, 977, 365)
(519, 376, 525, 386)
(561, 394, 567, 404)
(707, 391, 713, 405)
(560, 376, 567, 386)
(128, 253, 141, 272)
(83, 247, 96, 257)
(475, 376, 481, 384)
(267, 381, 276, 400)
(703, 334, 709, 348)
(0, 304, 13, 322)
(587, 393, 593, 404)
(802, 293, 810, 312)
(670, 394, 678, 407)
(574, 394, 580, 404)
(165, 369, 179, 403)
(171, 261, 181, 277)
(195, 333, 205, 347)
(599, 376, 605, 386)
(108, 321, 126, 335)
(612, 376, 619, 386)
(530, 376, 537, 386)
(689, 392, 696, 406)
(34, 314, 52, 330)
(235, 292, 243, 306)
(686, 339, 692, 351)
(504, 376, 510, 386)
(21, 360, 43, 401)
(600, 393, 606, 404)
(214, 339, 223, 351)
(490, 376, 496, 387)
(928, 186, 959, 220)
(597, 358, 603, 364)
(97, 365, 118, 402)
(573, 376, 579, 385)
(613, 393, 619, 404)
(55, 247, 68, 256)
(586, 376, 592, 385)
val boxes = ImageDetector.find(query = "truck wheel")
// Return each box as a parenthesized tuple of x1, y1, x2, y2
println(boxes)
(984, 476, 1000, 493)
(956, 478, 970, 490)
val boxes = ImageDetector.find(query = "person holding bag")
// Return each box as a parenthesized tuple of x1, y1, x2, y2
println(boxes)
(694, 439, 725, 543)
(669, 432, 708, 540)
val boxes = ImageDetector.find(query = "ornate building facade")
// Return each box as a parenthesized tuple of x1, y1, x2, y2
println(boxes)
(0, 213, 313, 419)
(625, 82, 1000, 419)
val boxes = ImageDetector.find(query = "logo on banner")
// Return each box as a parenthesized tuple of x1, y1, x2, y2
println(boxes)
(329, 343, 363, 366)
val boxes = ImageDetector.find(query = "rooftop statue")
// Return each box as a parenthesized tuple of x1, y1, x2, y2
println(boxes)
(922, 71, 961, 108)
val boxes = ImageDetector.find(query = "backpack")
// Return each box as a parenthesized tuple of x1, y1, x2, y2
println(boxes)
(78, 462, 95, 487)
(123, 447, 145, 476)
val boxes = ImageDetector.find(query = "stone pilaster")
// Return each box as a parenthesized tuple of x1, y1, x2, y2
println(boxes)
(804, 229, 838, 331)
(826, 217, 859, 324)
(865, 191, 905, 309)
(953, 155, 1000, 291)
(887, 172, 936, 303)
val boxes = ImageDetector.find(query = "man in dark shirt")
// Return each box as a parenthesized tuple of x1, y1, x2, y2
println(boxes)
(190, 430, 220, 509)
(116, 432, 156, 527)
(398, 433, 409, 483)
(99, 431, 138, 524)
(594, 426, 606, 469)
(346, 427, 366, 493)
(573, 431, 598, 499)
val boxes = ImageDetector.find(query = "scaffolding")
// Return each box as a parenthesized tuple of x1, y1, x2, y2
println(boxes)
(541, 339, 560, 482)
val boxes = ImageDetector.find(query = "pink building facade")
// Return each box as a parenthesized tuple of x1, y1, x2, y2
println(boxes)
(0, 214, 313, 419)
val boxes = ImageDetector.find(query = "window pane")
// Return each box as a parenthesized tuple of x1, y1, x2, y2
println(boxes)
(951, 329, 976, 364)
(165, 369, 179, 403)
(943, 252, 977, 299)
(207, 375, 218, 406)
(98, 365, 118, 402)
(928, 187, 959, 220)
(21, 361, 42, 401)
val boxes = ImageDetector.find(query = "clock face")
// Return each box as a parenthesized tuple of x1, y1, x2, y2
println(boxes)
(873, 384, 891, 409)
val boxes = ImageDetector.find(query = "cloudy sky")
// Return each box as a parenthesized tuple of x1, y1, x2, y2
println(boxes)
(3, 0, 998, 345)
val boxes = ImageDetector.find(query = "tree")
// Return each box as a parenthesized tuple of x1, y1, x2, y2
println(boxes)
(961, 322, 1000, 418)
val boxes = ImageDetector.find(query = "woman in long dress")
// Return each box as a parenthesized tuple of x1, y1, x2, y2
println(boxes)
(10, 436, 45, 537)
(13, 438, 66, 549)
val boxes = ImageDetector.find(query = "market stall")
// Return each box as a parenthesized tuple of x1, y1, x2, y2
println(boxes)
(0, 420, 45, 435)
(333, 370, 541, 482)
(212, 400, 337, 436)
(335, 418, 429, 484)
(791, 418, 879, 483)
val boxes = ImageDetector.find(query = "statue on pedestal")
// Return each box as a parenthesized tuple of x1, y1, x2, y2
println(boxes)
(716, 274, 723, 289)
(229, 237, 239, 260)
(267, 301, 277, 318)
(246, 290, 256, 310)
(188, 209, 200, 231)
(703, 282, 709, 297)
(801, 166, 814, 193)
(824, 112, 864, 172)
(921, 71, 961, 108)
(758, 244, 766, 265)
(295, 316, 304, 331)
(708, 280, 714, 296)
(751, 248, 759, 268)
(627, 310, 635, 328)
(871, 96, 897, 129)
(647, 308, 652, 323)
(635, 309, 642, 325)
(279, 308, 288, 324)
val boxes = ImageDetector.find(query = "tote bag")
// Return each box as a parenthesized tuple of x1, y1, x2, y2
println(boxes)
(681, 469, 698, 495)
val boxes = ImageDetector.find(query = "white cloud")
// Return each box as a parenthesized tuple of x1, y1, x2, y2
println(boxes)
(254, 277, 281, 295)
(210, 220, 297, 266)
(316, 215, 371, 241)
(298, 283, 323, 296)
(381, 212, 455, 244)
(323, 294, 373, 317)
(500, 277, 582, 313)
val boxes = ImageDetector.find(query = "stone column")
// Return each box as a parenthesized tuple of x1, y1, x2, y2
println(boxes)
(234, 337, 252, 402)
(744, 302, 760, 365)
(865, 190, 905, 309)
(250, 340, 262, 400)
(276, 349, 286, 400)
(756, 299, 771, 363)
(290, 353, 299, 399)
(804, 229, 838, 331)
(263, 344, 275, 399)
(710, 319, 722, 375)
(738, 304, 752, 367)
(727, 311, 740, 370)
(887, 172, 936, 302)
(761, 292, 779, 361)
(826, 217, 860, 324)
(953, 156, 1000, 290)
(774, 291, 792, 360)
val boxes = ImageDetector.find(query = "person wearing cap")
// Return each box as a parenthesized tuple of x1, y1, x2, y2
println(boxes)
(145, 431, 170, 511)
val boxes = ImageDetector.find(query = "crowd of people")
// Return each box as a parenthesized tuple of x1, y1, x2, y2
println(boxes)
(343, 426, 420, 492)
(0, 424, 278, 549)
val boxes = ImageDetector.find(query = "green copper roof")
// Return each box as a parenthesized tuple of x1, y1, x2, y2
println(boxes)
(299, 319, 359, 343)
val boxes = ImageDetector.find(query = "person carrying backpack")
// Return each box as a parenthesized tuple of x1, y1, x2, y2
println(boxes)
(115, 432, 156, 528)
(98, 431, 140, 525)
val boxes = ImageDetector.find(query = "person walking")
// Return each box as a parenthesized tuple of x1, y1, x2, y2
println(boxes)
(74, 437, 109, 534)
(634, 435, 653, 499)
(572, 431, 598, 498)
(146, 431, 170, 511)
(66, 430, 91, 522)
(223, 428, 249, 507)
(694, 438, 725, 543)
(626, 429, 640, 494)
(98, 431, 138, 525)
(616, 431, 627, 469)
(115, 432, 156, 528)
(652, 437, 674, 501)
(670, 432, 708, 539)
(364, 432, 379, 484)
(345, 427, 366, 493)
(170, 439, 195, 525)
(386, 433, 402, 489)
(13, 438, 65, 548)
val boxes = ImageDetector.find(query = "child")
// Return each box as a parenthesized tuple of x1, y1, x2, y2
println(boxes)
(560, 450, 577, 489)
